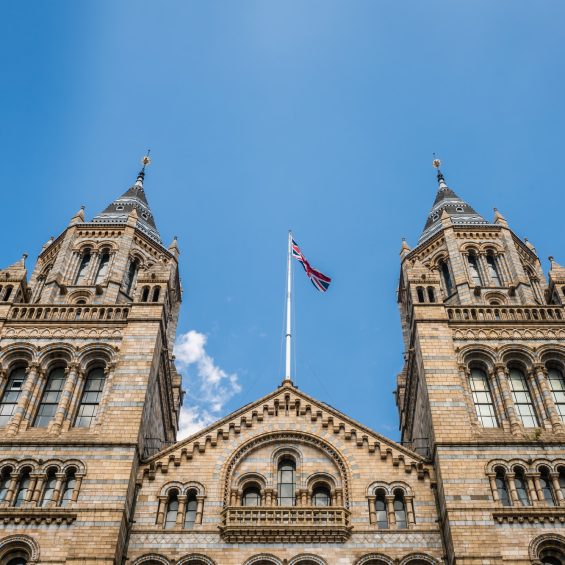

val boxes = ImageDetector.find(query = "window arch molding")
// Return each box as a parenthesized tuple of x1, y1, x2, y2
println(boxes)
(306, 472, 338, 493)
(459, 346, 497, 373)
(0, 534, 40, 563)
(366, 481, 391, 497)
(399, 554, 438, 565)
(0, 343, 35, 373)
(354, 554, 394, 565)
(77, 344, 115, 373)
(177, 554, 217, 565)
(0, 460, 18, 476)
(183, 481, 206, 497)
(289, 554, 327, 565)
(222, 431, 351, 509)
(236, 472, 267, 494)
(529, 533, 565, 563)
(132, 554, 170, 565)
(37, 344, 74, 373)
(243, 555, 283, 565)
(271, 446, 303, 488)
(388, 481, 413, 497)
(160, 482, 184, 498)
(485, 460, 511, 475)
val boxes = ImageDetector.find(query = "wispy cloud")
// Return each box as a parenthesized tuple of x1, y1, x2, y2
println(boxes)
(174, 330, 241, 439)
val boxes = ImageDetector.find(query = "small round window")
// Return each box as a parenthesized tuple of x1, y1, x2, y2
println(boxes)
(432, 214, 439, 221)
(116, 205, 124, 211)
(456, 206, 464, 212)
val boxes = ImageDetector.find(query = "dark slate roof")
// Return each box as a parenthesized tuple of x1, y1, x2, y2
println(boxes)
(418, 172, 489, 244)
(91, 171, 162, 245)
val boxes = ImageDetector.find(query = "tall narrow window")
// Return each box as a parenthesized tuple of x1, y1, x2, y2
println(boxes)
(41, 468, 58, 507)
(164, 491, 179, 529)
(13, 469, 31, 507)
(514, 467, 530, 506)
(375, 490, 388, 529)
(558, 467, 565, 500)
(467, 253, 482, 285)
(184, 492, 198, 529)
(539, 467, 555, 506)
(242, 485, 261, 506)
(486, 253, 501, 286)
(94, 251, 110, 284)
(75, 367, 105, 428)
(152, 286, 161, 302)
(548, 368, 565, 420)
(393, 490, 407, 528)
(495, 468, 511, 506)
(0, 467, 12, 502)
(3, 286, 13, 301)
(508, 368, 538, 427)
(277, 458, 296, 506)
(439, 260, 453, 295)
(416, 287, 425, 303)
(34, 367, 66, 427)
(0, 367, 27, 426)
(141, 286, 150, 302)
(60, 469, 77, 507)
(469, 368, 498, 427)
(312, 485, 331, 506)
(124, 259, 139, 296)
(75, 251, 92, 285)
(427, 286, 436, 303)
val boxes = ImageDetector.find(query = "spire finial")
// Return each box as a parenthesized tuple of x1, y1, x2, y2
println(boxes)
(432, 153, 448, 189)
(136, 150, 151, 187)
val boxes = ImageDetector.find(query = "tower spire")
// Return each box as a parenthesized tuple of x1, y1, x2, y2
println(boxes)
(418, 157, 488, 245)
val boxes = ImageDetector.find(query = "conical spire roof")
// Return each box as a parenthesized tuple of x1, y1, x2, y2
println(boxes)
(418, 170, 489, 244)
(92, 167, 162, 245)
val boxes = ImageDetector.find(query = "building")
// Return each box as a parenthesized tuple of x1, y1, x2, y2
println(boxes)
(0, 160, 564, 565)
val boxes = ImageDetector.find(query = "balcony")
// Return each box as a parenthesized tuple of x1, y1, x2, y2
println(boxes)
(220, 506, 352, 543)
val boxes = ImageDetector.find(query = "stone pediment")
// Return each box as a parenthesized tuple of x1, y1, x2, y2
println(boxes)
(141, 382, 433, 482)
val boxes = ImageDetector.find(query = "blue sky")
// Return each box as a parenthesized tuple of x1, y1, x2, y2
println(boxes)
(2, 1, 565, 440)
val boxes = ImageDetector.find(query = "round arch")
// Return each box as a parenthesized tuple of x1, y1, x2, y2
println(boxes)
(177, 554, 217, 565)
(289, 554, 327, 565)
(400, 554, 438, 565)
(243, 555, 283, 565)
(529, 534, 565, 563)
(354, 554, 394, 565)
(0, 535, 40, 563)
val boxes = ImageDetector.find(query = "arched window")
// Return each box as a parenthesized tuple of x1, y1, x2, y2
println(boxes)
(75, 250, 92, 284)
(41, 468, 58, 507)
(277, 458, 296, 506)
(468, 368, 497, 427)
(312, 484, 331, 506)
(152, 286, 161, 302)
(141, 286, 150, 302)
(3, 553, 29, 565)
(427, 286, 436, 303)
(467, 252, 482, 285)
(514, 467, 530, 506)
(416, 287, 425, 303)
(541, 557, 563, 565)
(124, 258, 139, 296)
(508, 368, 538, 427)
(184, 492, 198, 529)
(95, 251, 110, 284)
(242, 485, 261, 506)
(60, 469, 77, 507)
(0, 466, 13, 502)
(0, 366, 27, 426)
(548, 368, 565, 420)
(393, 490, 407, 529)
(13, 468, 31, 507)
(34, 367, 66, 427)
(539, 467, 555, 506)
(439, 259, 454, 295)
(486, 252, 501, 286)
(3, 285, 13, 301)
(559, 467, 565, 500)
(75, 367, 105, 428)
(495, 468, 511, 506)
(375, 490, 388, 529)
(164, 490, 179, 529)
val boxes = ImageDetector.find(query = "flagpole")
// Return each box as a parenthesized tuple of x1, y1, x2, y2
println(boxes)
(284, 230, 293, 384)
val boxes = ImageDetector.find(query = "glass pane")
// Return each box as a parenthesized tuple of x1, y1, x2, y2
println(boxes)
(509, 369, 538, 427)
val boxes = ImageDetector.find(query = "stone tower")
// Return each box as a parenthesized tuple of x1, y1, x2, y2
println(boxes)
(0, 161, 182, 563)
(396, 164, 565, 564)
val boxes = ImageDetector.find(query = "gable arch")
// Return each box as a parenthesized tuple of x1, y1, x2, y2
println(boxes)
(222, 430, 352, 509)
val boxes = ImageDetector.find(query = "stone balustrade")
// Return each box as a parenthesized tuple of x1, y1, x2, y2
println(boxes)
(9, 305, 130, 322)
(447, 306, 563, 323)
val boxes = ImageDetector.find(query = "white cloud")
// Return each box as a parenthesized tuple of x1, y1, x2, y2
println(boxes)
(175, 330, 241, 439)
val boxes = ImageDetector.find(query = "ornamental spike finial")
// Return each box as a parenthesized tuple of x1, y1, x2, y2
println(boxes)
(136, 150, 151, 187)
(432, 153, 447, 187)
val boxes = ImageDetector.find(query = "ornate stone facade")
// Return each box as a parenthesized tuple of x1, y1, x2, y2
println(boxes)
(0, 164, 564, 564)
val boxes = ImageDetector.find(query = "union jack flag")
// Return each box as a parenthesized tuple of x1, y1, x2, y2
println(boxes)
(291, 239, 332, 292)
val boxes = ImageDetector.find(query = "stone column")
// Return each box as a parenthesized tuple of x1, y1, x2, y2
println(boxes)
(487, 473, 499, 502)
(7, 473, 20, 506)
(48, 473, 66, 508)
(25, 474, 38, 505)
(405, 495, 415, 526)
(51, 363, 79, 433)
(495, 364, 522, 435)
(230, 489, 238, 506)
(477, 253, 490, 285)
(264, 488, 273, 506)
(459, 366, 480, 430)
(176, 495, 187, 527)
(532, 474, 545, 506)
(525, 473, 539, 506)
(385, 494, 396, 528)
(63, 367, 87, 432)
(196, 495, 205, 524)
(487, 368, 507, 429)
(336, 488, 343, 506)
(506, 473, 519, 505)
(534, 364, 563, 433)
(156, 496, 167, 525)
(550, 473, 564, 505)
(7, 364, 40, 435)
(71, 474, 83, 503)
(30, 473, 44, 505)
(367, 496, 376, 525)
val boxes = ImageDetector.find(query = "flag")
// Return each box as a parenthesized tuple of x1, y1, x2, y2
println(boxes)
(291, 239, 332, 292)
